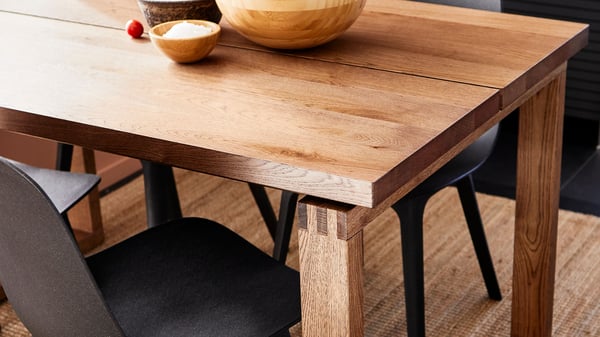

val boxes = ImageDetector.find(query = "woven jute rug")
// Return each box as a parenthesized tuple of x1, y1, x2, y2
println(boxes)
(1, 168, 598, 336)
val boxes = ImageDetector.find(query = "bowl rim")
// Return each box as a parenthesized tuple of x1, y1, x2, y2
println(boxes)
(149, 19, 221, 41)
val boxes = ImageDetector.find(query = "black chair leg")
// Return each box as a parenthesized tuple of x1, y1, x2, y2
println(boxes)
(248, 185, 299, 263)
(248, 183, 279, 239)
(56, 143, 75, 231)
(55, 143, 74, 171)
(455, 175, 502, 300)
(272, 191, 299, 263)
(392, 197, 428, 337)
(141, 161, 182, 228)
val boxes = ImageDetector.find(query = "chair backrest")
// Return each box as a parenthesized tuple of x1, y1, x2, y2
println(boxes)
(416, 0, 501, 170)
(501, 0, 600, 121)
(0, 160, 124, 337)
(417, 0, 501, 11)
(0, 156, 100, 214)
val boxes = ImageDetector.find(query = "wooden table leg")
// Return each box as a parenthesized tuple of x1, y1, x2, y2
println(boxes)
(512, 69, 566, 337)
(298, 199, 365, 337)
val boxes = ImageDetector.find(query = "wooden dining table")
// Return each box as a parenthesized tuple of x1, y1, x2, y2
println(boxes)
(0, 0, 589, 336)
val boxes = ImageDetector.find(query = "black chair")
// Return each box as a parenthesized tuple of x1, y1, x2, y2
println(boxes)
(375, 2, 504, 335)
(418, 0, 500, 11)
(0, 144, 100, 301)
(391, 124, 502, 337)
(0, 159, 300, 337)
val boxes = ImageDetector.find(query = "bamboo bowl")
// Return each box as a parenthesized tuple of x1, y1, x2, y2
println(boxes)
(215, 0, 366, 49)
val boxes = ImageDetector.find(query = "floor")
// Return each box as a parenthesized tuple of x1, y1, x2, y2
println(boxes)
(473, 113, 600, 217)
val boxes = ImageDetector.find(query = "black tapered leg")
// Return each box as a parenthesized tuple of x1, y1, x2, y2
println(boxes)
(55, 143, 74, 171)
(248, 183, 279, 239)
(248, 185, 299, 263)
(455, 175, 502, 300)
(392, 197, 428, 337)
(272, 191, 299, 263)
(141, 161, 182, 228)
(56, 143, 75, 228)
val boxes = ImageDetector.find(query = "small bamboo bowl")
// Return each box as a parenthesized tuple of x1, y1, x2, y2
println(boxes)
(149, 20, 221, 63)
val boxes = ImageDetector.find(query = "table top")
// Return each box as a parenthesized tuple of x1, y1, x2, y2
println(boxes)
(0, 0, 588, 208)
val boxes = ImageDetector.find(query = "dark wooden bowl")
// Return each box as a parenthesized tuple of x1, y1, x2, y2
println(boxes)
(137, 0, 222, 28)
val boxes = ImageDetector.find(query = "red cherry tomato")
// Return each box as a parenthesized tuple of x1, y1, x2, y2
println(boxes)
(126, 19, 144, 38)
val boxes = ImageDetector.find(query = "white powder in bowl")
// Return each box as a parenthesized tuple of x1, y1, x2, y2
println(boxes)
(163, 21, 213, 38)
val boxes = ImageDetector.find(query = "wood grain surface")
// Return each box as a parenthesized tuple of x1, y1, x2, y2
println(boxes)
(0, 11, 502, 207)
(298, 201, 365, 337)
(0, 2, 590, 337)
(512, 69, 566, 337)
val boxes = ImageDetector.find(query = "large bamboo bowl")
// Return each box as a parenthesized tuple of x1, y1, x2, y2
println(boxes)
(215, 0, 366, 49)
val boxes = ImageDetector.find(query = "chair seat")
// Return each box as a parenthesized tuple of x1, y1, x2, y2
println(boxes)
(1, 158, 100, 214)
(86, 218, 301, 337)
